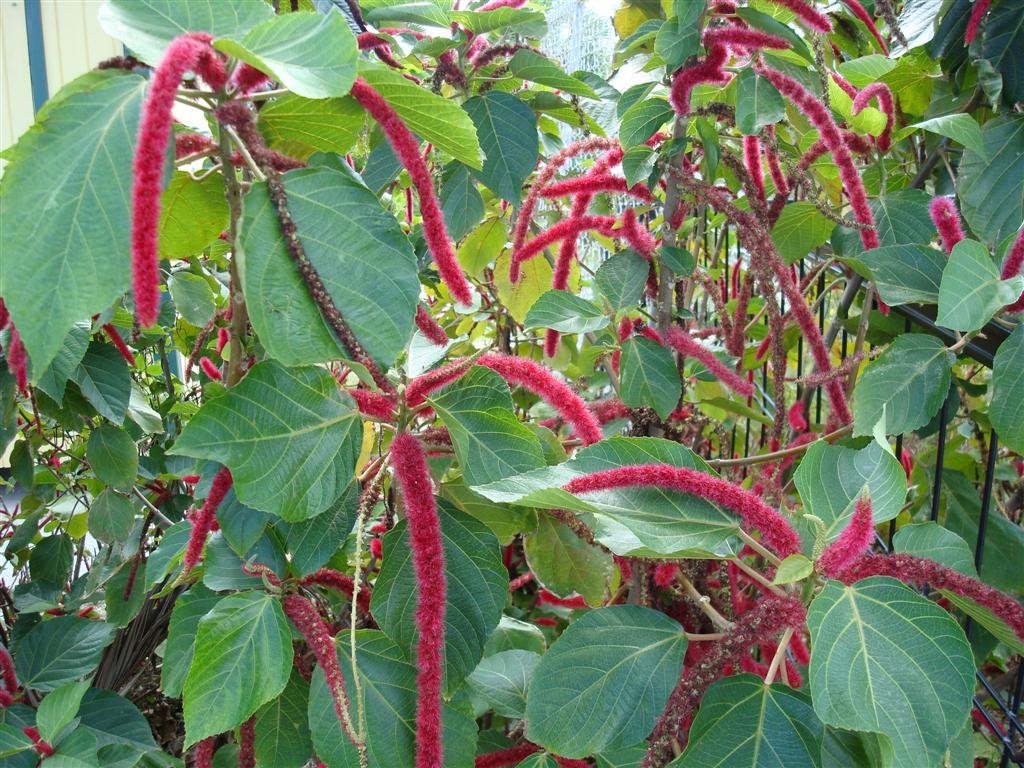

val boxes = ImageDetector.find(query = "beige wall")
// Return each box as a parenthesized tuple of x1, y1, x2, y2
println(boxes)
(1, 0, 122, 156)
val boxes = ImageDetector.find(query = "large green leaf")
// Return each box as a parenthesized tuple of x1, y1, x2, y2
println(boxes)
(77, 689, 157, 754)
(72, 343, 132, 426)
(466, 650, 540, 718)
(892, 522, 977, 577)
(835, 190, 936, 255)
(851, 334, 953, 436)
(254, 670, 312, 768)
(619, 337, 681, 420)
(258, 94, 364, 160)
(981, 0, 1024, 104)
(86, 425, 138, 492)
(284, 481, 359, 575)
(595, 250, 650, 310)
(214, 10, 357, 99)
(846, 245, 945, 306)
(523, 513, 613, 606)
(451, 7, 547, 36)
(990, 324, 1024, 453)
(167, 272, 217, 328)
(35, 681, 89, 744)
(959, 115, 1024, 244)
(936, 239, 1023, 331)
(735, 68, 785, 136)
(171, 361, 362, 522)
(239, 163, 419, 368)
(0, 72, 144, 374)
(771, 203, 834, 264)
(359, 65, 482, 169)
(669, 675, 824, 767)
(309, 631, 477, 768)
(98, 0, 273, 65)
(507, 50, 598, 98)
(430, 367, 547, 487)
(183, 591, 293, 745)
(525, 606, 687, 758)
(793, 441, 905, 542)
(440, 163, 485, 241)
(158, 172, 229, 260)
(13, 616, 115, 692)
(655, 0, 703, 70)
(463, 92, 539, 203)
(161, 585, 220, 699)
(898, 114, 986, 158)
(619, 98, 674, 150)
(807, 577, 973, 768)
(35, 322, 90, 405)
(524, 290, 609, 334)
(370, 505, 507, 694)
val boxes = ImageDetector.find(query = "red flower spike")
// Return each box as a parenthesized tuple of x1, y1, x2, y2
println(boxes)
(238, 717, 256, 768)
(743, 135, 765, 200)
(589, 398, 631, 424)
(132, 34, 222, 325)
(664, 326, 754, 397)
(390, 432, 447, 768)
(199, 356, 222, 381)
(298, 568, 372, 613)
(669, 44, 730, 115)
(477, 0, 527, 10)
(621, 208, 658, 260)
(232, 62, 271, 95)
(349, 389, 397, 422)
(654, 563, 679, 588)
(841, 0, 888, 52)
(999, 228, 1024, 312)
(512, 215, 618, 280)
(541, 174, 653, 203)
(475, 744, 542, 768)
(702, 27, 792, 53)
(833, 553, 1024, 642)
(564, 465, 801, 558)
(899, 448, 914, 479)
(817, 495, 874, 576)
(478, 353, 603, 445)
(762, 0, 832, 32)
(831, 72, 859, 99)
(0, 646, 18, 700)
(6, 326, 28, 395)
(216, 326, 230, 355)
(537, 589, 588, 609)
(788, 401, 808, 433)
(415, 304, 449, 346)
(174, 132, 217, 159)
(0, 299, 9, 330)
(349, 78, 472, 305)
(929, 196, 966, 254)
(757, 65, 879, 251)
(965, 0, 991, 43)
(182, 467, 233, 575)
(851, 82, 895, 152)
(370, 537, 383, 560)
(508, 571, 534, 591)
(23, 726, 55, 758)
(405, 356, 477, 407)
(103, 324, 135, 366)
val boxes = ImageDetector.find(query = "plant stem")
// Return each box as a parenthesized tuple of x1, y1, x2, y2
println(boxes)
(735, 528, 783, 567)
(708, 423, 852, 468)
(729, 556, 786, 596)
(678, 574, 732, 630)
(217, 132, 250, 387)
(764, 628, 794, 685)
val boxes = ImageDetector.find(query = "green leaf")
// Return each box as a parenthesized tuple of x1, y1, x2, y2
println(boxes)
(655, 1, 703, 70)
(254, 670, 312, 768)
(734, 69, 785, 135)
(0, 73, 145, 374)
(622, 145, 658, 189)
(959, 115, 1024, 244)
(466, 650, 540, 718)
(161, 585, 220, 699)
(36, 323, 90, 405)
(284, 482, 359, 575)
(771, 203, 834, 264)
(898, 114, 986, 158)
(851, 334, 953, 436)
(98, 0, 273, 65)
(171, 361, 362, 522)
(359, 64, 482, 169)
(73, 342, 132, 426)
(364, 2, 449, 27)
(106, 558, 147, 627)
(451, 7, 547, 36)
(846, 244, 945, 306)
(215, 488, 270, 558)
(158, 172, 229, 260)
(807, 577, 973, 768)
(167, 272, 217, 328)
(981, 0, 1024, 104)
(734, 6, 813, 61)
(485, 615, 547, 656)
(240, 164, 419, 367)
(203, 532, 286, 592)
(370, 505, 507, 694)
(464, 92, 539, 203)
(835, 190, 937, 256)
(991, 324, 1024, 453)
(30, 534, 73, 585)
(0, 724, 33, 758)
(440, 163, 485, 241)
(430, 367, 546, 487)
(87, 489, 137, 544)
(309, 631, 477, 768)
(86, 425, 138, 491)
(937, 239, 1024, 331)
(524, 290, 609, 334)
(619, 97, 674, 150)
(794, 441, 905, 542)
(939, 590, 1024, 656)
(524, 513, 613, 606)
(183, 592, 293, 745)
(668, 675, 824, 767)
(595, 250, 650, 310)
(214, 10, 357, 99)
(619, 337, 681, 420)
(259, 93, 364, 161)
(774, 553, 814, 585)
(525, 606, 687, 758)
(13, 616, 115, 692)
(892, 522, 977, 577)
(78, 689, 157, 754)
(36, 681, 90, 743)
(508, 49, 598, 98)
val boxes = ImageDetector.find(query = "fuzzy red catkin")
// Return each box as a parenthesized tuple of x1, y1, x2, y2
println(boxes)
(851, 82, 895, 152)
(564, 465, 801, 558)
(5, 326, 28, 395)
(238, 717, 256, 768)
(174, 131, 217, 159)
(787, 401, 808, 433)
(415, 303, 449, 346)
(390, 432, 447, 768)
(349, 388, 397, 422)
(199, 356, 222, 381)
(478, 353, 603, 445)
(670, 43, 729, 115)
(405, 356, 477, 407)
(232, 62, 271, 95)
(702, 27, 792, 53)
(182, 467, 233, 575)
(298, 568, 373, 613)
(832, 553, 1024, 642)
(964, 0, 991, 43)
(0, 647, 17, 701)
(621, 208, 658, 260)
(475, 744, 542, 768)
(132, 34, 220, 326)
(514, 215, 618, 277)
(349, 78, 472, 305)
(537, 589, 588, 609)
(816, 495, 874, 576)
(541, 174, 653, 203)
(477, 0, 527, 10)
(929, 196, 966, 253)
(653, 563, 679, 588)
(841, 0, 888, 52)
(102, 324, 135, 366)
(664, 326, 754, 397)
(193, 738, 215, 768)
(742, 136, 765, 200)
(999, 228, 1024, 312)
(216, 326, 230, 355)
(0, 299, 8, 330)
(762, 0, 832, 32)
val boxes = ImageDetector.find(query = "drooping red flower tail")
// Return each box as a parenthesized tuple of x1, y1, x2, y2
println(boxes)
(0, 646, 18, 706)
(192, 738, 215, 768)
(415, 303, 449, 346)
(742, 135, 765, 200)
(182, 467, 233, 575)
(564, 465, 801, 558)
(216, 326, 230, 355)
(475, 743, 542, 768)
(405, 356, 479, 407)
(282, 593, 361, 746)
(757, 65, 879, 250)
(670, 43, 729, 115)
(841, 0, 888, 52)
(589, 397, 632, 424)
(787, 401, 808, 433)
(541, 174, 653, 203)
(851, 82, 895, 152)
(929, 196, 966, 253)
(238, 717, 256, 768)
(103, 324, 135, 366)
(621, 208, 658, 260)
(832, 553, 1024, 642)
(132, 34, 222, 326)
(478, 353, 603, 445)
(389, 432, 447, 768)
(199, 356, 222, 381)
(702, 27, 792, 53)
(816, 495, 874, 576)
(664, 326, 754, 397)
(999, 228, 1024, 312)
(831, 72, 860, 99)
(762, 0, 832, 32)
(512, 215, 619, 280)
(232, 62, 271, 95)
(23, 726, 55, 758)
(964, 0, 991, 44)
(349, 388, 398, 422)
(298, 568, 373, 613)
(0, 299, 9, 330)
(654, 563, 679, 588)
(5, 325, 28, 395)
(349, 78, 472, 305)
(175, 131, 218, 159)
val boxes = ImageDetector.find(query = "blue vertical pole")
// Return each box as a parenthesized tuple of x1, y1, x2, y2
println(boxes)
(24, 0, 49, 112)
